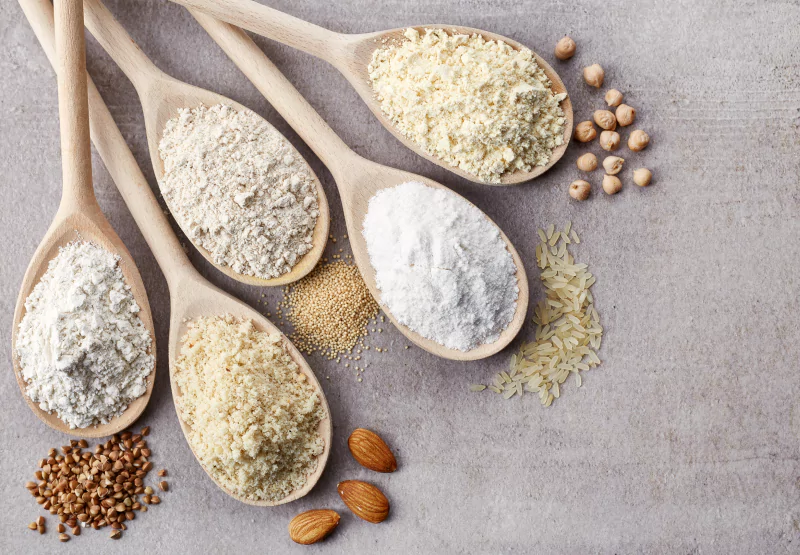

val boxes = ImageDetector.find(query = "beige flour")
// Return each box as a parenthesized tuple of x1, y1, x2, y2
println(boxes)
(158, 104, 319, 279)
(173, 315, 324, 502)
(368, 29, 567, 183)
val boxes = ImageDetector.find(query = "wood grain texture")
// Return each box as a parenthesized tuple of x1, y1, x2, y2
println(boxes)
(18, 0, 331, 507)
(172, 0, 573, 185)
(189, 11, 529, 361)
(81, 0, 329, 287)
(11, 0, 156, 438)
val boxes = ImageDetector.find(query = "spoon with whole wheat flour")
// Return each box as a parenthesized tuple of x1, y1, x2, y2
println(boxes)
(19, 0, 331, 506)
(184, 10, 530, 361)
(170, 0, 573, 186)
(78, 0, 330, 288)
(10, 0, 156, 438)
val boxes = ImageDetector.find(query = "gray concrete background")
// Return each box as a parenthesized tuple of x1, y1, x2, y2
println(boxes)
(2, 0, 800, 553)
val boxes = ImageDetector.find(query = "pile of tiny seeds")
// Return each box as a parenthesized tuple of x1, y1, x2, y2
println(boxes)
(281, 256, 379, 360)
(24, 427, 168, 541)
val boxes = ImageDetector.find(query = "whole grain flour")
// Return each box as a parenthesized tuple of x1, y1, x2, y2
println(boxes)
(15, 241, 154, 429)
(158, 104, 319, 279)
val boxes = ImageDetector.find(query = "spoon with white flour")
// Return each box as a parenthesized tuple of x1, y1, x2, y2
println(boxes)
(19, 0, 331, 506)
(77, 0, 330, 287)
(170, 0, 573, 186)
(187, 12, 530, 361)
(11, 0, 156, 438)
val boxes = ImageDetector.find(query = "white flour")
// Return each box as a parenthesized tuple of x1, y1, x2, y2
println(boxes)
(362, 181, 518, 351)
(158, 104, 319, 279)
(15, 241, 154, 429)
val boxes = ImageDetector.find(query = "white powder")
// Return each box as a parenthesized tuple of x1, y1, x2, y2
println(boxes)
(158, 104, 319, 279)
(368, 28, 567, 183)
(362, 181, 518, 351)
(15, 241, 154, 429)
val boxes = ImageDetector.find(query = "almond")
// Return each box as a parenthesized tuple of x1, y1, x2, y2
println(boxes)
(288, 509, 340, 545)
(337, 480, 389, 524)
(347, 429, 397, 473)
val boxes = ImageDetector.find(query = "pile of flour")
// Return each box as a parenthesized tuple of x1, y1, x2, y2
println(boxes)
(158, 104, 319, 280)
(15, 241, 154, 429)
(362, 181, 518, 351)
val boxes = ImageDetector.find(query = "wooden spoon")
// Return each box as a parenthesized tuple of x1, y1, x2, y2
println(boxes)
(188, 11, 530, 361)
(78, 0, 329, 287)
(171, 0, 573, 186)
(10, 0, 155, 438)
(19, 0, 331, 506)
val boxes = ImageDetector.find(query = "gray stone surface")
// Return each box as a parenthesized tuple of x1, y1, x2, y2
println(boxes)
(2, 0, 800, 553)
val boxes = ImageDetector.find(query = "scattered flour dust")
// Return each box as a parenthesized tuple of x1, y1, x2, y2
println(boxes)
(368, 28, 567, 183)
(15, 240, 154, 429)
(158, 104, 319, 279)
(362, 181, 518, 351)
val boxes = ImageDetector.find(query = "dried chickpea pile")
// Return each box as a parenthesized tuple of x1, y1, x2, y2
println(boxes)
(24, 428, 168, 541)
(554, 36, 653, 200)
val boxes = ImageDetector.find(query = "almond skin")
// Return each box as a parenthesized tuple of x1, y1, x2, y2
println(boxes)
(288, 509, 340, 545)
(348, 429, 397, 473)
(337, 481, 390, 524)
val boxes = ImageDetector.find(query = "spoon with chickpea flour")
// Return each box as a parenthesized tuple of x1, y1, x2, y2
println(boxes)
(77, 0, 330, 287)
(19, 0, 332, 506)
(11, 0, 156, 438)
(169, 0, 573, 185)
(184, 11, 530, 361)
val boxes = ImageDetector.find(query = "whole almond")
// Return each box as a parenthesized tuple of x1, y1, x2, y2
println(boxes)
(288, 509, 340, 545)
(348, 429, 397, 473)
(337, 480, 389, 524)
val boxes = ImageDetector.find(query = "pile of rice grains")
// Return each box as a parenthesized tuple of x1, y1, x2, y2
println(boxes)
(266, 235, 398, 383)
(24, 427, 168, 541)
(474, 223, 603, 406)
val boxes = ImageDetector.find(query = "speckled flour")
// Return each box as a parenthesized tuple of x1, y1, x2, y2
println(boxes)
(158, 104, 319, 279)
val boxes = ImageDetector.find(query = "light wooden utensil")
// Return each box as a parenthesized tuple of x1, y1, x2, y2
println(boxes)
(78, 0, 329, 287)
(19, 0, 331, 506)
(188, 11, 530, 361)
(172, 0, 573, 186)
(10, 0, 155, 438)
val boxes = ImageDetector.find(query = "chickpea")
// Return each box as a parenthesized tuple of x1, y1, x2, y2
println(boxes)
(593, 110, 617, 131)
(602, 156, 625, 175)
(615, 104, 636, 127)
(569, 180, 591, 201)
(574, 121, 597, 143)
(633, 168, 652, 187)
(583, 64, 605, 88)
(605, 89, 623, 107)
(576, 153, 598, 172)
(602, 174, 622, 195)
(628, 130, 650, 151)
(599, 130, 620, 151)
(554, 36, 576, 60)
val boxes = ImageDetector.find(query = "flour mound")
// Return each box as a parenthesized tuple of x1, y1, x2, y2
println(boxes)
(362, 181, 518, 351)
(16, 241, 154, 429)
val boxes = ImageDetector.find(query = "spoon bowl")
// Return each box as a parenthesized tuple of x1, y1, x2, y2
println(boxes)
(190, 11, 529, 361)
(173, 0, 573, 185)
(82, 0, 330, 287)
(19, 0, 330, 505)
(11, 0, 155, 437)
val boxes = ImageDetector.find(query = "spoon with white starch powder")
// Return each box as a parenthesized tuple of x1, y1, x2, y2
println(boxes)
(11, 0, 155, 437)
(188, 14, 530, 361)
(80, 0, 330, 286)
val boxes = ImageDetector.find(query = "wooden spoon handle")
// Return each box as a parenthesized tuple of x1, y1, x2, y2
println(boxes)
(188, 10, 358, 175)
(54, 0, 94, 212)
(171, 0, 349, 65)
(19, 0, 197, 290)
(82, 0, 164, 93)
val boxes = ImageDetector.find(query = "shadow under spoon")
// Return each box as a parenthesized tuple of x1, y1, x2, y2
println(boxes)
(11, 0, 156, 438)
(19, 0, 331, 506)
